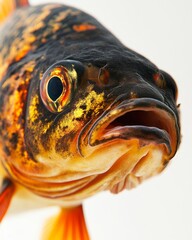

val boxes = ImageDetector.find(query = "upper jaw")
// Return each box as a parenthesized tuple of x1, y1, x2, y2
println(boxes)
(87, 98, 180, 157)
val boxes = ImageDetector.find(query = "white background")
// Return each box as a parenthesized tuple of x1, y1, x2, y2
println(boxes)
(0, 0, 192, 239)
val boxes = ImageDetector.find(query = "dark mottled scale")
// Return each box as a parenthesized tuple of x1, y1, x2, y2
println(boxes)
(0, 3, 180, 197)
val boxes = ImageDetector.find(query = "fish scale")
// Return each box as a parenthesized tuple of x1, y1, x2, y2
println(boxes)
(0, 1, 180, 240)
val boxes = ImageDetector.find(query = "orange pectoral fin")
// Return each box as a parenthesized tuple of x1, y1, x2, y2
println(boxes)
(0, 178, 15, 222)
(42, 205, 90, 240)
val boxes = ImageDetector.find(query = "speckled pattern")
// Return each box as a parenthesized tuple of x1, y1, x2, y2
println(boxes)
(0, 4, 180, 200)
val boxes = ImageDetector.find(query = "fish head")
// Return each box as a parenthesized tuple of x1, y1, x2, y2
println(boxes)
(24, 50, 180, 198)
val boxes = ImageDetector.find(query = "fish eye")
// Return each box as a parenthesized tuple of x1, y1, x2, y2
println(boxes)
(40, 60, 85, 113)
(40, 63, 74, 113)
(47, 76, 64, 101)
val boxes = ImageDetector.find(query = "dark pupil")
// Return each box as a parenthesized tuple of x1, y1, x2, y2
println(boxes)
(47, 77, 63, 101)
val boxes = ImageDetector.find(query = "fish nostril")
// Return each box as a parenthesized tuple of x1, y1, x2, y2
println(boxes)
(129, 91, 138, 99)
(159, 70, 178, 101)
(153, 73, 166, 89)
(129, 84, 164, 102)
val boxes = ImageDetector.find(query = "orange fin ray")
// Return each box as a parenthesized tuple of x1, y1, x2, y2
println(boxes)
(0, 178, 15, 222)
(0, 0, 29, 24)
(42, 205, 90, 240)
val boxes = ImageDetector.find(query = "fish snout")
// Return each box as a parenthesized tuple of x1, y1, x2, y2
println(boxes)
(84, 97, 180, 193)
(130, 83, 164, 101)
(88, 98, 179, 158)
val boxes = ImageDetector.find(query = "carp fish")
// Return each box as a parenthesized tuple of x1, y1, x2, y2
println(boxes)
(0, 0, 180, 239)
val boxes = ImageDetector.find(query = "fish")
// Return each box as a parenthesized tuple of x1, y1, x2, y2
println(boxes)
(0, 0, 181, 239)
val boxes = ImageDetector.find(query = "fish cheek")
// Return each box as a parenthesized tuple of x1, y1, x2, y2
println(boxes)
(0, 65, 30, 149)
(25, 92, 55, 156)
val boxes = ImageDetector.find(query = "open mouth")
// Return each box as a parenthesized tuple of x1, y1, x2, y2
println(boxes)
(88, 98, 179, 157)
(105, 110, 169, 130)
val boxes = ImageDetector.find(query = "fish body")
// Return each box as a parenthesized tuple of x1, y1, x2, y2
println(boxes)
(0, 1, 180, 239)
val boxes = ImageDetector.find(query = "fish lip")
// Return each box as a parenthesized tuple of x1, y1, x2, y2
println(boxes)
(88, 98, 180, 156)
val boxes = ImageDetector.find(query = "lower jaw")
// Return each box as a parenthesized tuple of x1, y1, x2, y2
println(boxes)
(109, 144, 167, 194)
(90, 140, 168, 195)
(41, 140, 169, 200)
(6, 142, 167, 214)
(4, 139, 169, 201)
